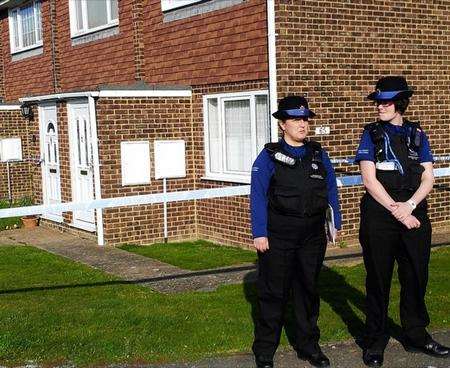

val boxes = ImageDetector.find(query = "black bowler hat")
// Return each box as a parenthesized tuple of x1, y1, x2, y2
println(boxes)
(272, 95, 316, 120)
(367, 76, 414, 101)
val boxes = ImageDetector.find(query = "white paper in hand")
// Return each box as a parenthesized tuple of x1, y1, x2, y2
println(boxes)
(326, 204, 336, 245)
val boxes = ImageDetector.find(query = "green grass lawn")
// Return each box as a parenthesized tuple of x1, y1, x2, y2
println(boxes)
(0, 245, 448, 366)
(119, 240, 257, 270)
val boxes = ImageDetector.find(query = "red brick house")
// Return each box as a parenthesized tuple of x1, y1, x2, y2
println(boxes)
(0, 0, 449, 247)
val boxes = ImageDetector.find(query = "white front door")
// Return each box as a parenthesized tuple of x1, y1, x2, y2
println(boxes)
(39, 103, 62, 222)
(68, 100, 96, 231)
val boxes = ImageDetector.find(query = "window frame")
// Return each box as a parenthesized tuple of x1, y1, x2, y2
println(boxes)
(202, 90, 270, 184)
(161, 0, 203, 12)
(68, 0, 119, 39)
(8, 0, 43, 54)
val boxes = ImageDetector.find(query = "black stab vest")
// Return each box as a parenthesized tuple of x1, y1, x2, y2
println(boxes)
(266, 141, 329, 218)
(365, 120, 425, 203)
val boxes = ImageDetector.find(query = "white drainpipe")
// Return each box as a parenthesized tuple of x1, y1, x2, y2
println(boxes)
(267, 0, 278, 141)
(88, 95, 104, 246)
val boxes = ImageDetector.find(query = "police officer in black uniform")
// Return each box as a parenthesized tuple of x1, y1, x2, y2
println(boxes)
(355, 76, 449, 367)
(250, 96, 341, 368)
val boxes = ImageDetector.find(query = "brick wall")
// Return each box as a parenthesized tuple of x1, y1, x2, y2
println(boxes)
(0, 17, 5, 99)
(57, 0, 137, 91)
(275, 0, 450, 238)
(1, 1, 54, 102)
(96, 97, 197, 245)
(0, 109, 33, 202)
(144, 0, 268, 86)
(131, 0, 146, 81)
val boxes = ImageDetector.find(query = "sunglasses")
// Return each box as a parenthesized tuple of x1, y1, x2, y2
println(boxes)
(373, 100, 394, 107)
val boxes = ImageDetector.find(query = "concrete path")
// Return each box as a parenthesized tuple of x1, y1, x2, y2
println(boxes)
(147, 330, 450, 368)
(1, 227, 449, 294)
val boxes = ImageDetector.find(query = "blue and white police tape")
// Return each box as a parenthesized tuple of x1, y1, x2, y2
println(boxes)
(330, 155, 450, 164)
(0, 185, 250, 219)
(0, 167, 449, 219)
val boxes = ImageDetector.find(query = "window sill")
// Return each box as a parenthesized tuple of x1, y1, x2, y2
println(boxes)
(201, 174, 250, 184)
(71, 24, 119, 46)
(163, 0, 244, 22)
(11, 45, 43, 62)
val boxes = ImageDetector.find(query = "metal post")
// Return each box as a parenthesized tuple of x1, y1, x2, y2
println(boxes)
(163, 177, 168, 243)
(6, 161, 12, 207)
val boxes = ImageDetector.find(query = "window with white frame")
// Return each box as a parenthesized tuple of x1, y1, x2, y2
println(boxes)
(69, 0, 119, 38)
(8, 0, 42, 54)
(203, 91, 270, 183)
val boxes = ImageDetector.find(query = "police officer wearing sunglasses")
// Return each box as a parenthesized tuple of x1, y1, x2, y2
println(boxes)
(355, 76, 449, 367)
(250, 96, 341, 368)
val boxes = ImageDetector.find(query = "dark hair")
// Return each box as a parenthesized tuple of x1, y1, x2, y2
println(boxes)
(394, 98, 410, 114)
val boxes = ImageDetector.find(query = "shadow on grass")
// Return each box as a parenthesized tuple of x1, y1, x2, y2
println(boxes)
(0, 264, 257, 295)
(243, 264, 404, 352)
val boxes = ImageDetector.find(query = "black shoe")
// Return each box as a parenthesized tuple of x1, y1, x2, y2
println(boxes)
(363, 350, 384, 367)
(404, 339, 450, 358)
(297, 349, 330, 367)
(255, 354, 274, 368)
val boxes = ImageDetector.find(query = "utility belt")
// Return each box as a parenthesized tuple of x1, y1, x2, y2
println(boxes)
(375, 161, 424, 193)
(267, 208, 326, 242)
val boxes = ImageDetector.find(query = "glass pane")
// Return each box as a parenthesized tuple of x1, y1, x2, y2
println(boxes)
(47, 122, 55, 133)
(224, 99, 252, 173)
(84, 118, 89, 166)
(87, 0, 108, 29)
(53, 140, 57, 164)
(11, 12, 20, 48)
(35, 0, 42, 42)
(76, 118, 82, 165)
(110, 0, 118, 20)
(20, 4, 36, 47)
(255, 95, 270, 153)
(75, 0, 83, 30)
(207, 99, 221, 173)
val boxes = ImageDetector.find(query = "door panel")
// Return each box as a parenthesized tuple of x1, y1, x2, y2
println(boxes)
(39, 104, 62, 222)
(68, 101, 96, 231)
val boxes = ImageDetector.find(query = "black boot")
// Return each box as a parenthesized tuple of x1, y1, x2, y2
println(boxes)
(404, 339, 450, 358)
(363, 349, 384, 367)
(255, 354, 274, 368)
(297, 347, 330, 368)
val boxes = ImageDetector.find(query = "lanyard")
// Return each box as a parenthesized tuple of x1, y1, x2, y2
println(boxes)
(383, 132, 405, 175)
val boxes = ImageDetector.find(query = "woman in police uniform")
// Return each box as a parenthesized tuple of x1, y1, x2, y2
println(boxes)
(250, 95, 341, 368)
(355, 76, 449, 367)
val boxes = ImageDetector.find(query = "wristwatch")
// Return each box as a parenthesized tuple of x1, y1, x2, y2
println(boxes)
(407, 199, 417, 210)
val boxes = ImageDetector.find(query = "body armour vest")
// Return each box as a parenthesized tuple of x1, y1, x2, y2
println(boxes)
(365, 120, 424, 200)
(266, 141, 328, 217)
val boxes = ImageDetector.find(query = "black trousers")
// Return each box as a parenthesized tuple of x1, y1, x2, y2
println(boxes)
(359, 194, 432, 351)
(252, 214, 327, 357)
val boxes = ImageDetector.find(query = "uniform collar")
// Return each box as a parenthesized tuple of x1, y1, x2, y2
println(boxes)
(280, 139, 307, 156)
(382, 121, 409, 135)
